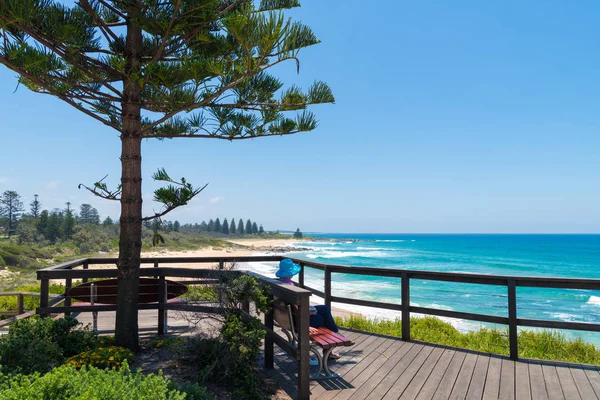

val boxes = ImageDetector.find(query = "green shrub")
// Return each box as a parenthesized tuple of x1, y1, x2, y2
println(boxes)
(0, 316, 98, 374)
(0, 362, 215, 400)
(179, 275, 270, 399)
(181, 334, 264, 400)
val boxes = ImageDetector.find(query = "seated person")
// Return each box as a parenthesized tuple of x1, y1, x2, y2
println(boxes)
(275, 258, 343, 359)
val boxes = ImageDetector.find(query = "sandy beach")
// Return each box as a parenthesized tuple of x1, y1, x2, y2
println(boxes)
(138, 237, 301, 264)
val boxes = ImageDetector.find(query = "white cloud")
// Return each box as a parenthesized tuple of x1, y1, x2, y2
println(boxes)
(0, 177, 8, 184)
(44, 180, 60, 190)
(209, 196, 224, 204)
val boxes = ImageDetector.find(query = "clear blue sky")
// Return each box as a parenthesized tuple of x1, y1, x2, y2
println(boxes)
(1, 1, 598, 233)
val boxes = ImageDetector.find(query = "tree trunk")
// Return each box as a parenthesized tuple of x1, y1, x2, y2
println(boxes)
(115, 9, 143, 351)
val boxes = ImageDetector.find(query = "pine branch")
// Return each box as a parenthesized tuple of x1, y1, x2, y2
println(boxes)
(142, 169, 208, 221)
(0, 54, 121, 131)
(150, 0, 182, 64)
(78, 175, 122, 201)
(141, 56, 300, 133)
(95, 0, 127, 20)
(79, 0, 122, 46)
(7, 20, 123, 96)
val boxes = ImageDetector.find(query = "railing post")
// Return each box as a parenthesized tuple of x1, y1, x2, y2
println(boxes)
(218, 260, 224, 270)
(324, 266, 332, 309)
(508, 279, 518, 361)
(158, 275, 166, 335)
(264, 294, 274, 370)
(298, 262, 305, 288)
(17, 294, 24, 315)
(154, 261, 159, 278)
(91, 283, 98, 331)
(297, 294, 311, 400)
(39, 278, 49, 317)
(401, 271, 410, 341)
(65, 278, 72, 316)
(82, 261, 89, 283)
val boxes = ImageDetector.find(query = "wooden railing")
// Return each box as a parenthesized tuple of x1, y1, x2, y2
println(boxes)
(287, 257, 600, 362)
(0, 292, 61, 328)
(34, 255, 600, 399)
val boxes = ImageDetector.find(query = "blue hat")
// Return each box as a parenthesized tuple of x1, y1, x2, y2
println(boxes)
(276, 259, 301, 278)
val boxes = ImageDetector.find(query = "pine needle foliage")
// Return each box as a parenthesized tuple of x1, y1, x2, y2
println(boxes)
(0, 0, 334, 139)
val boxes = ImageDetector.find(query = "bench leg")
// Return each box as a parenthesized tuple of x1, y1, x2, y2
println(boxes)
(309, 347, 342, 380)
(309, 347, 324, 380)
(321, 348, 340, 378)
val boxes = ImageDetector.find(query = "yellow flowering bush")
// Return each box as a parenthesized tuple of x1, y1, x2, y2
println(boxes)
(66, 346, 133, 370)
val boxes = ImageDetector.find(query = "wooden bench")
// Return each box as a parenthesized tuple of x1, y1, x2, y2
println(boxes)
(273, 299, 354, 379)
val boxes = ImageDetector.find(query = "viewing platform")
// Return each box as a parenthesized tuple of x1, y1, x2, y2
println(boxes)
(27, 256, 600, 399)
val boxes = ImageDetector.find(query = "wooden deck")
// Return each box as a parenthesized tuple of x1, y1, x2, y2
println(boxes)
(264, 329, 600, 400)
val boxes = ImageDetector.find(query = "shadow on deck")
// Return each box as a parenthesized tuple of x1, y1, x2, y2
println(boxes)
(262, 328, 600, 400)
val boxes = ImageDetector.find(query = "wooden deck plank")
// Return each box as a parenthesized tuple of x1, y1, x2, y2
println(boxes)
(448, 352, 478, 400)
(362, 343, 424, 400)
(310, 334, 389, 398)
(263, 329, 600, 400)
(316, 337, 397, 400)
(346, 342, 416, 400)
(584, 367, 600, 399)
(327, 339, 405, 400)
(466, 353, 490, 400)
(414, 349, 456, 400)
(482, 356, 502, 400)
(496, 358, 515, 400)
(528, 362, 549, 400)
(267, 330, 366, 399)
(569, 367, 598, 399)
(540, 364, 564, 400)
(556, 365, 584, 400)
(431, 350, 467, 400)
(380, 345, 435, 400)
(514, 361, 530, 400)
(399, 346, 445, 400)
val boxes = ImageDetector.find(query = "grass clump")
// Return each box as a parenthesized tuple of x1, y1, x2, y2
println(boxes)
(335, 315, 600, 364)
(0, 362, 214, 400)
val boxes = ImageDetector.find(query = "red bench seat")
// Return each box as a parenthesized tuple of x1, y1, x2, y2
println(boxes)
(309, 327, 353, 350)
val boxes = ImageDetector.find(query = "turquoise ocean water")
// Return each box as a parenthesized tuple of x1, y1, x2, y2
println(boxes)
(247, 234, 600, 344)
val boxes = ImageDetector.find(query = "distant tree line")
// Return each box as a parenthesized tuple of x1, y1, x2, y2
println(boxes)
(177, 218, 265, 236)
(0, 190, 117, 246)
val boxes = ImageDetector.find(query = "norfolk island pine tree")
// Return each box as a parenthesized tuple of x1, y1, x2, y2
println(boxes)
(0, 0, 334, 349)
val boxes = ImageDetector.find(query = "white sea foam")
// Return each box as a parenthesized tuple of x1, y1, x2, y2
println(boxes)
(547, 312, 581, 322)
(306, 250, 391, 259)
(355, 246, 392, 251)
(375, 240, 405, 243)
(587, 296, 600, 306)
